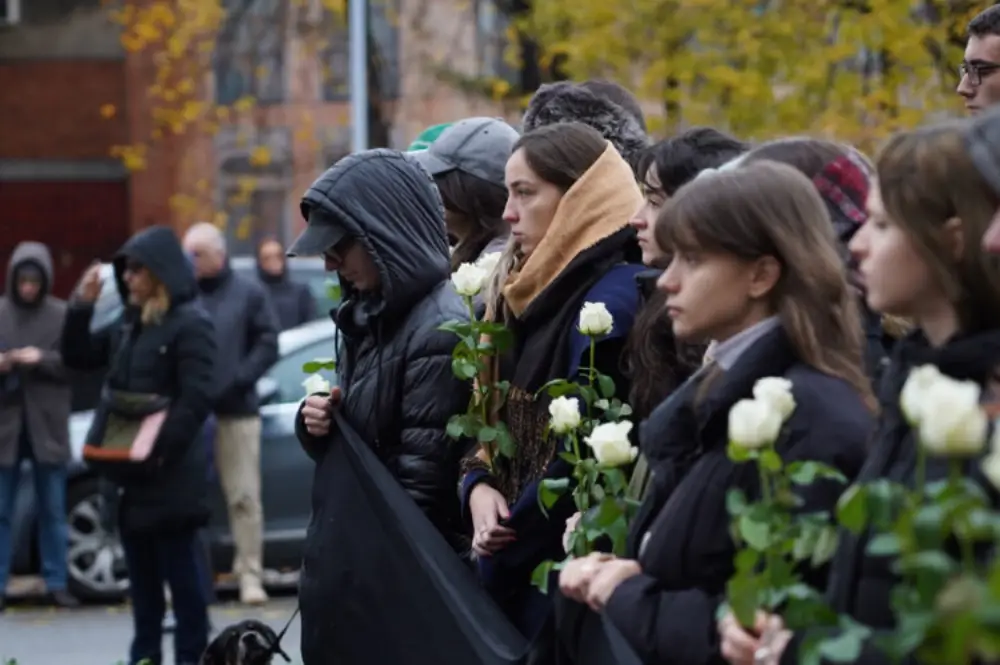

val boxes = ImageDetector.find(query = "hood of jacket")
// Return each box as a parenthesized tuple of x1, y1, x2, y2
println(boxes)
(300, 149, 450, 323)
(5, 241, 54, 306)
(112, 225, 198, 307)
(522, 81, 650, 168)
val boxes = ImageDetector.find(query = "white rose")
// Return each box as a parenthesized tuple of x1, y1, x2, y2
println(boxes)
(585, 421, 637, 467)
(728, 398, 783, 450)
(982, 453, 1000, 491)
(302, 373, 331, 396)
(900, 364, 944, 425)
(752, 377, 796, 423)
(578, 302, 614, 337)
(917, 378, 987, 457)
(475, 251, 502, 276)
(549, 396, 582, 434)
(451, 262, 488, 297)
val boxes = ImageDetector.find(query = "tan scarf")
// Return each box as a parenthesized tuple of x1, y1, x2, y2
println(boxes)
(502, 144, 643, 317)
(472, 144, 643, 466)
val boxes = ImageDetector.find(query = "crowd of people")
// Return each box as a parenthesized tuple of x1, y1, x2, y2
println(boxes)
(0, 225, 316, 662)
(6, 4, 1000, 665)
(290, 4, 1000, 665)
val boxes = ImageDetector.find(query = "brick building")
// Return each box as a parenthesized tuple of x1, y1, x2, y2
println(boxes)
(0, 0, 515, 297)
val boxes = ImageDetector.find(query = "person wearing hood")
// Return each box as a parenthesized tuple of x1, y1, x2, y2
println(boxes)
(255, 235, 317, 330)
(182, 222, 279, 606)
(0, 242, 76, 612)
(291, 149, 472, 665)
(62, 226, 216, 665)
(409, 117, 518, 313)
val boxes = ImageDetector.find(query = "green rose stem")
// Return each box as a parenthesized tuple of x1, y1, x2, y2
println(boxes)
(915, 441, 927, 508)
(465, 293, 495, 463)
(587, 336, 596, 418)
(949, 458, 975, 572)
(757, 452, 777, 610)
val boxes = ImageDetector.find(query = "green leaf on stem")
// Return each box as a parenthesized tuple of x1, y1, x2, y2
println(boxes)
(531, 559, 564, 594)
(738, 512, 772, 549)
(726, 488, 748, 517)
(811, 525, 840, 567)
(451, 357, 479, 380)
(866, 532, 902, 556)
(494, 380, 511, 403)
(302, 358, 336, 373)
(836, 484, 868, 533)
(538, 477, 571, 514)
(787, 461, 848, 486)
(537, 379, 579, 399)
(478, 426, 498, 443)
(726, 569, 761, 629)
(494, 422, 515, 458)
(438, 320, 471, 335)
(727, 441, 756, 464)
(597, 374, 616, 399)
(759, 448, 783, 473)
(445, 414, 479, 440)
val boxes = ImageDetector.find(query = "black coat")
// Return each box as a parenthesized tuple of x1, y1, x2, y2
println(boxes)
(781, 329, 1000, 665)
(560, 326, 872, 665)
(61, 226, 216, 534)
(257, 268, 316, 331)
(295, 150, 472, 665)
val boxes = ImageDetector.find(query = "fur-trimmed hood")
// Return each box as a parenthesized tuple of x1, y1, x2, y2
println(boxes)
(522, 81, 650, 168)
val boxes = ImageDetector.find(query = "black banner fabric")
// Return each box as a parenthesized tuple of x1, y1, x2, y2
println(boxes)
(297, 413, 643, 665)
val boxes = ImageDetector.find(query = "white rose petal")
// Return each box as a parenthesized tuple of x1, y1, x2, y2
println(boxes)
(728, 398, 783, 450)
(302, 373, 331, 396)
(475, 251, 502, 276)
(917, 378, 987, 457)
(585, 421, 636, 467)
(549, 396, 582, 434)
(752, 377, 796, 423)
(982, 453, 1000, 491)
(451, 262, 488, 297)
(578, 302, 614, 337)
(900, 364, 944, 426)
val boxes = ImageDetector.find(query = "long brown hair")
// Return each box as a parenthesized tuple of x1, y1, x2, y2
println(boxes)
(484, 122, 608, 320)
(435, 169, 509, 271)
(656, 160, 876, 410)
(876, 120, 1000, 334)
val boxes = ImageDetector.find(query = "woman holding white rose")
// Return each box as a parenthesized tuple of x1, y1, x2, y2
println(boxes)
(558, 161, 874, 665)
(458, 122, 645, 648)
(719, 121, 1000, 665)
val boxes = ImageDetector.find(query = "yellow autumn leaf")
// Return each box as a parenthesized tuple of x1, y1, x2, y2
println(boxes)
(248, 146, 272, 167)
(233, 96, 256, 113)
(236, 215, 254, 240)
(212, 211, 228, 229)
(99, 104, 117, 119)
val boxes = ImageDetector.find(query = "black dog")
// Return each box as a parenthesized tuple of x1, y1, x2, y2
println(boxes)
(199, 619, 292, 665)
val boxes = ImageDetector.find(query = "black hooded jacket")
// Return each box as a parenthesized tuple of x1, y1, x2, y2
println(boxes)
(61, 226, 216, 533)
(295, 150, 472, 662)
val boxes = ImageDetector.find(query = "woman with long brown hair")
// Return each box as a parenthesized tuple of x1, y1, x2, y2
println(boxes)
(458, 122, 645, 652)
(719, 120, 1000, 665)
(559, 162, 872, 665)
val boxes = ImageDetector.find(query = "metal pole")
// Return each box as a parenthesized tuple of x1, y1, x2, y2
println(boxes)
(349, 0, 369, 152)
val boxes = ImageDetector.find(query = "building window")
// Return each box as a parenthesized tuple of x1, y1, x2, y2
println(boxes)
(474, 0, 515, 84)
(215, 0, 287, 105)
(0, 0, 21, 25)
(319, 0, 400, 102)
(215, 126, 293, 254)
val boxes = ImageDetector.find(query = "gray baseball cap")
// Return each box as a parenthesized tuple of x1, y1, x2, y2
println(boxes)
(410, 117, 519, 189)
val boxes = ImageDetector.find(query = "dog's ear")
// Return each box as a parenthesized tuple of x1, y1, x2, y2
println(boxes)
(200, 627, 239, 665)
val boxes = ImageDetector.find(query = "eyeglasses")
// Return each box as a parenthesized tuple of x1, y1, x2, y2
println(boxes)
(960, 61, 1000, 87)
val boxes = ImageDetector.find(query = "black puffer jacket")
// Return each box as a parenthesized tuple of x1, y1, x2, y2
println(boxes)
(61, 226, 216, 534)
(295, 149, 471, 532)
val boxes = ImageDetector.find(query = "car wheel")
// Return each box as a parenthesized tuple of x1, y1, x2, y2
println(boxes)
(66, 476, 129, 602)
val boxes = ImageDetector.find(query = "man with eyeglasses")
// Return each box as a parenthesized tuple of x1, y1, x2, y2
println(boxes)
(959, 5, 1000, 115)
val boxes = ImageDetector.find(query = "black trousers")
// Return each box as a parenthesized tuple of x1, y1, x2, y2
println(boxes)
(122, 528, 210, 665)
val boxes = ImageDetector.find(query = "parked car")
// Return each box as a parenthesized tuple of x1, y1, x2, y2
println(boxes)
(70, 256, 338, 413)
(10, 319, 338, 602)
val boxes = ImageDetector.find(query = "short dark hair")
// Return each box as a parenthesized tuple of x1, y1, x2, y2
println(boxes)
(636, 128, 748, 196)
(578, 79, 647, 132)
(968, 5, 1000, 38)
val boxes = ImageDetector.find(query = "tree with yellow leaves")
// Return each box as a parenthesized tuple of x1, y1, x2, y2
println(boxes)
(496, 0, 978, 148)
(102, 0, 399, 252)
